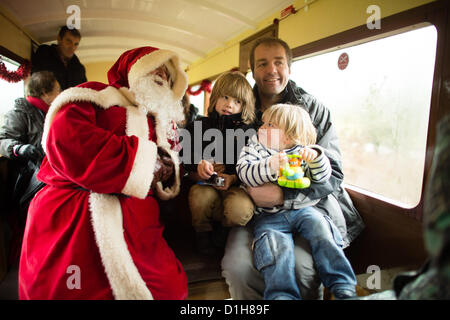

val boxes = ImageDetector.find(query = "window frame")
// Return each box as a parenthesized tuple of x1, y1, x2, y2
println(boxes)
(0, 45, 27, 66)
(290, 0, 449, 221)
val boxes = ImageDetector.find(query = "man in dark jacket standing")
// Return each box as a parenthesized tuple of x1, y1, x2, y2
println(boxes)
(31, 26, 86, 90)
(221, 37, 365, 300)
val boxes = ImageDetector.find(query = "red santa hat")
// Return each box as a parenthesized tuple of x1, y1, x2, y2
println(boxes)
(107, 46, 187, 100)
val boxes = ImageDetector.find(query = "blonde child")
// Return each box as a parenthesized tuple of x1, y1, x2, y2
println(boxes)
(182, 71, 257, 255)
(237, 103, 357, 299)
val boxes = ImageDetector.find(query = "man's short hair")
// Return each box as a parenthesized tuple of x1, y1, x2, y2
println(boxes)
(27, 71, 58, 98)
(58, 26, 81, 39)
(249, 37, 292, 73)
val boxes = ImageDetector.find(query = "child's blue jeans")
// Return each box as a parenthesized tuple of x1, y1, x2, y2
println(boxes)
(252, 207, 357, 300)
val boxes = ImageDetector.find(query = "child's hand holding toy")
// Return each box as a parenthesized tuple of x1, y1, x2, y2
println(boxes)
(276, 148, 318, 189)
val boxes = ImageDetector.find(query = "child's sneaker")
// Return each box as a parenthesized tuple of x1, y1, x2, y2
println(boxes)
(332, 288, 356, 300)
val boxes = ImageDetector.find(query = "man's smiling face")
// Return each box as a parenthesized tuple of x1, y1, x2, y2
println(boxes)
(253, 43, 291, 99)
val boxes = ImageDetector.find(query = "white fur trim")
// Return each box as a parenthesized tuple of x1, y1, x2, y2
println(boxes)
(120, 106, 157, 198)
(89, 193, 153, 300)
(42, 86, 132, 153)
(128, 49, 188, 100)
(118, 87, 137, 105)
(152, 114, 172, 149)
(121, 139, 157, 199)
(124, 105, 149, 142)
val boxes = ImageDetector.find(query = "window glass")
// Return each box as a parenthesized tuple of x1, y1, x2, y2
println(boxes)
(0, 56, 25, 125)
(290, 25, 437, 207)
(189, 88, 205, 116)
(246, 71, 255, 87)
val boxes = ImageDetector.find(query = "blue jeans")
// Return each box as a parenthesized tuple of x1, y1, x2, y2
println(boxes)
(252, 207, 357, 300)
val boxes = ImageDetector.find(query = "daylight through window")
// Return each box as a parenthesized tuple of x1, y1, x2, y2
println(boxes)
(290, 25, 437, 208)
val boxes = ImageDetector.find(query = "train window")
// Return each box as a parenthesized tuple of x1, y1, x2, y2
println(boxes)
(189, 79, 217, 116)
(290, 25, 437, 208)
(0, 55, 25, 126)
(245, 71, 255, 88)
(189, 86, 206, 116)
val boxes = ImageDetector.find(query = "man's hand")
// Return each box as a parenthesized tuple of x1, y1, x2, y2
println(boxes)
(246, 183, 284, 207)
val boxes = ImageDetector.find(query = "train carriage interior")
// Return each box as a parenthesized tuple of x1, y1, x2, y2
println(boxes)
(0, 0, 449, 300)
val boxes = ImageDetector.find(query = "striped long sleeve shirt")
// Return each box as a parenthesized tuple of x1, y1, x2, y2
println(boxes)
(237, 137, 332, 213)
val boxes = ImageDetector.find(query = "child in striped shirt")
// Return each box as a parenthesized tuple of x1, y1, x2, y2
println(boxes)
(237, 103, 356, 300)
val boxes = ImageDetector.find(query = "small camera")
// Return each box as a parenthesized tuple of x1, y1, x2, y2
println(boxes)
(204, 173, 225, 187)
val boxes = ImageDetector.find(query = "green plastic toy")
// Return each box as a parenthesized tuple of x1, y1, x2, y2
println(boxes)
(277, 154, 311, 189)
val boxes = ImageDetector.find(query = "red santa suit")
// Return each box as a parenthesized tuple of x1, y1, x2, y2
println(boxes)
(19, 47, 188, 300)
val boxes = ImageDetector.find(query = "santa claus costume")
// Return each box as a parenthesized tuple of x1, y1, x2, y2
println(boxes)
(19, 47, 188, 300)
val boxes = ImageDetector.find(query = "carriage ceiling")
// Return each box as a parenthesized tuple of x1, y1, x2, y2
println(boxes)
(0, 0, 293, 68)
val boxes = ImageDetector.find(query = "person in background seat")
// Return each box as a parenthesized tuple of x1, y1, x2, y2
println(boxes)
(0, 71, 60, 210)
(0, 71, 60, 263)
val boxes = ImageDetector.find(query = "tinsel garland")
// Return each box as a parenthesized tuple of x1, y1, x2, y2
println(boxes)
(0, 57, 31, 83)
(187, 79, 212, 96)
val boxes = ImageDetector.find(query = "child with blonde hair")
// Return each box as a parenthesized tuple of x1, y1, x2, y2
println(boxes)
(182, 71, 257, 255)
(237, 103, 357, 299)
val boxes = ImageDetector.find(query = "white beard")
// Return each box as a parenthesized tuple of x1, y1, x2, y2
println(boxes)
(131, 74, 183, 122)
(131, 74, 184, 145)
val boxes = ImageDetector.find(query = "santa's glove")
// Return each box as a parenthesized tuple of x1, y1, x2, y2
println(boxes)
(151, 147, 174, 188)
(13, 144, 42, 161)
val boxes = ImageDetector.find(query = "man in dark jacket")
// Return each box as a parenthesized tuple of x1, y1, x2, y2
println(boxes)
(221, 37, 365, 300)
(31, 26, 87, 90)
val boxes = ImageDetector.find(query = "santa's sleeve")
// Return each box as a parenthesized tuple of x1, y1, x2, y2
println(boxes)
(45, 102, 156, 198)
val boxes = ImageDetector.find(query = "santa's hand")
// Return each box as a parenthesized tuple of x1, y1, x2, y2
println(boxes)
(152, 147, 174, 188)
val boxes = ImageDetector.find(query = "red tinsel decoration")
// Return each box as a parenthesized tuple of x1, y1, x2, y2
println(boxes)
(0, 58, 31, 83)
(187, 79, 212, 96)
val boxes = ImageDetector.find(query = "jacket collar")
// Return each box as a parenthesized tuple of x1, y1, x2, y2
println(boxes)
(253, 81, 290, 111)
(253, 80, 308, 122)
(208, 109, 243, 123)
(50, 43, 81, 66)
(26, 96, 50, 114)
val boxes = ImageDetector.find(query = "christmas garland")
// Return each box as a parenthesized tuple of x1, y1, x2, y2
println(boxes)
(187, 79, 212, 96)
(0, 57, 31, 83)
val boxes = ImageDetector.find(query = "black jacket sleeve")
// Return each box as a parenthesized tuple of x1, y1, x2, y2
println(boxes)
(0, 109, 28, 158)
